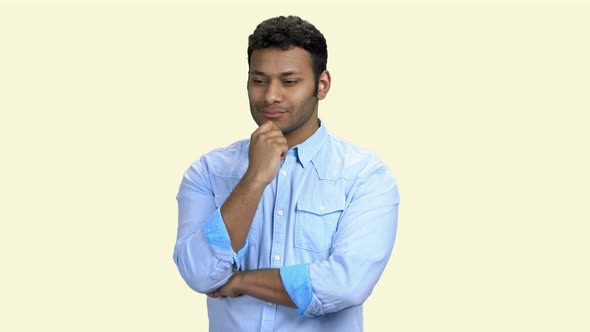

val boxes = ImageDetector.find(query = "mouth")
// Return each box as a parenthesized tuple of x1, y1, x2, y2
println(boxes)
(261, 108, 287, 119)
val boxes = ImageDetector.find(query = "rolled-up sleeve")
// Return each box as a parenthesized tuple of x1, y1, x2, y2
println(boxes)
(281, 164, 400, 317)
(279, 264, 313, 316)
(173, 159, 242, 294)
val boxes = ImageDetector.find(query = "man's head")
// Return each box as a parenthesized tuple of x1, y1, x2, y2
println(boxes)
(248, 15, 327, 95)
(246, 16, 331, 147)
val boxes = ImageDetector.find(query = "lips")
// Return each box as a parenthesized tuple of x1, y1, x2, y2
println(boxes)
(261, 108, 287, 119)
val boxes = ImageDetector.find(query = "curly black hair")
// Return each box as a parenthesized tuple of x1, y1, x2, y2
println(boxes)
(247, 16, 328, 94)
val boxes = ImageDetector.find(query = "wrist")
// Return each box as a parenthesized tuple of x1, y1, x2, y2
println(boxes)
(240, 172, 270, 190)
(233, 270, 247, 295)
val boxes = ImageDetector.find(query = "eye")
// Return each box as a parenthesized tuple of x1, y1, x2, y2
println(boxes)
(283, 80, 298, 86)
(251, 78, 267, 85)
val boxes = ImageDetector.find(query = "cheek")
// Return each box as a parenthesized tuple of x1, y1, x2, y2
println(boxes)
(294, 91, 316, 108)
(290, 91, 309, 105)
(248, 88, 264, 105)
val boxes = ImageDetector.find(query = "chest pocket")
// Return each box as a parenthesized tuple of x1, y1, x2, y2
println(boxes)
(214, 192, 257, 247)
(295, 197, 345, 252)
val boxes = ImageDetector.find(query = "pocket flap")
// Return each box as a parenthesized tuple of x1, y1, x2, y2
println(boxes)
(297, 197, 345, 215)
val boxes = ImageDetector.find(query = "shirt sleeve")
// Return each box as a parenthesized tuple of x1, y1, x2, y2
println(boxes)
(173, 158, 244, 294)
(280, 163, 400, 317)
(279, 264, 313, 314)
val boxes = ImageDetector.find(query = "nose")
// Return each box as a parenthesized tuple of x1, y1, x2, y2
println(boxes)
(264, 80, 283, 104)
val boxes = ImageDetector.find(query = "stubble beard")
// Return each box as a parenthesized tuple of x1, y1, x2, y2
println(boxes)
(249, 97, 318, 137)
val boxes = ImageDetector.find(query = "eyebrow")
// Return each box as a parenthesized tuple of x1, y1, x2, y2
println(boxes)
(249, 70, 301, 77)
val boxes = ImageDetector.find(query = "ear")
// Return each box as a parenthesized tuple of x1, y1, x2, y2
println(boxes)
(316, 70, 331, 100)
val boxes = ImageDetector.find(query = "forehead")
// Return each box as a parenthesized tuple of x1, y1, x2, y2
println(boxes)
(249, 47, 313, 75)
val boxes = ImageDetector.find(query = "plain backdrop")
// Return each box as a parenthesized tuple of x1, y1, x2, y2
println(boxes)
(1, 0, 588, 331)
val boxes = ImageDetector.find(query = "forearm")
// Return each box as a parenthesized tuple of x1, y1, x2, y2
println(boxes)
(239, 269, 296, 307)
(220, 176, 266, 252)
(221, 122, 288, 252)
(209, 269, 296, 308)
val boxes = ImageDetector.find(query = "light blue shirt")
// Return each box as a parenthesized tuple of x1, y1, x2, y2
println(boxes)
(174, 123, 400, 332)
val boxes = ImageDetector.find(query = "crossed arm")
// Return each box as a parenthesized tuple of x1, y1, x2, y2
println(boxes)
(174, 122, 399, 316)
(204, 122, 294, 307)
(207, 268, 295, 307)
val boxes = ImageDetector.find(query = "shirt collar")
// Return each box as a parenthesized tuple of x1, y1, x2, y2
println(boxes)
(293, 120, 328, 168)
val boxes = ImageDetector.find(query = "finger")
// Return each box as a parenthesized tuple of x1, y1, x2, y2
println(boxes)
(269, 127, 284, 137)
(261, 130, 286, 141)
(265, 120, 281, 130)
(250, 124, 270, 140)
(264, 136, 288, 150)
(255, 121, 277, 134)
(274, 139, 288, 160)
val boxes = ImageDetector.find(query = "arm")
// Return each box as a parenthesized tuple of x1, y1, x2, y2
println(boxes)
(221, 121, 288, 251)
(173, 159, 236, 294)
(286, 165, 400, 316)
(173, 122, 287, 293)
(207, 269, 296, 308)
(208, 164, 400, 317)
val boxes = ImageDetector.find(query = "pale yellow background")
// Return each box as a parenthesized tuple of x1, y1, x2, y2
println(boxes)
(1, 0, 588, 331)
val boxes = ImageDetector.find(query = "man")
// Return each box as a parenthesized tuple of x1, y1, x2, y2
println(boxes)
(173, 15, 400, 331)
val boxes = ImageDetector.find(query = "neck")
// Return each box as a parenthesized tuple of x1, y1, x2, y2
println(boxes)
(285, 118, 320, 148)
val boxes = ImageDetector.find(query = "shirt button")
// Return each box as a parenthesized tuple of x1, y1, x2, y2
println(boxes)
(319, 205, 326, 211)
(274, 255, 281, 261)
(281, 170, 287, 176)
(277, 210, 284, 216)
(267, 302, 272, 306)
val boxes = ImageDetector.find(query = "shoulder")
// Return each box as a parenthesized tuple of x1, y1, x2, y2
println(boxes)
(323, 133, 400, 204)
(188, 139, 250, 179)
(202, 139, 249, 162)
(315, 133, 391, 182)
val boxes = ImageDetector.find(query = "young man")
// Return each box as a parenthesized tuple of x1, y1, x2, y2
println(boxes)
(173, 15, 400, 331)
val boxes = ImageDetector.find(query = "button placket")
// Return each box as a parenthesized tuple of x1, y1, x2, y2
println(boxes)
(271, 158, 293, 269)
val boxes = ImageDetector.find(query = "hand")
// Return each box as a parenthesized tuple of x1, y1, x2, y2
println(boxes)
(207, 272, 243, 298)
(243, 122, 288, 186)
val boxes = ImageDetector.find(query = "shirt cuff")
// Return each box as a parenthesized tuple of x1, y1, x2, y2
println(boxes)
(202, 208, 233, 252)
(280, 264, 312, 316)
